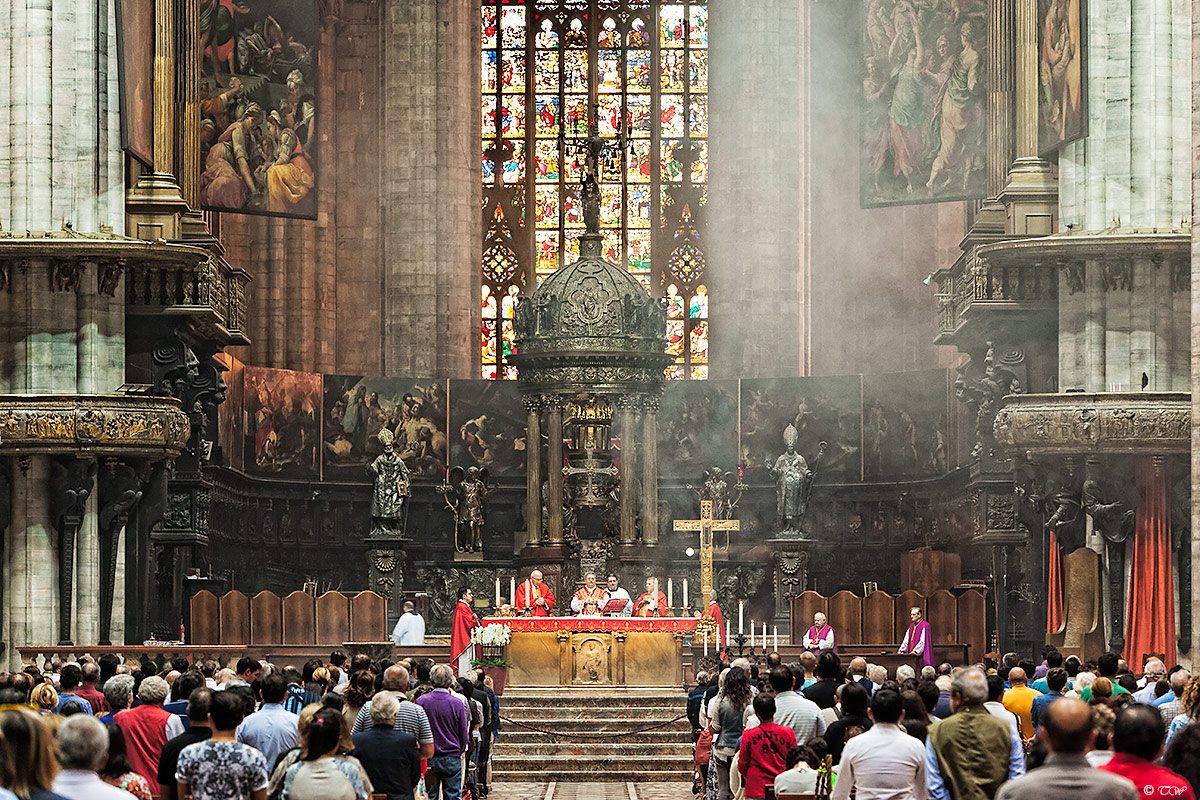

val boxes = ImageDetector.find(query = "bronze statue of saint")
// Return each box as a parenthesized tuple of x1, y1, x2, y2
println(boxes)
(367, 427, 410, 537)
(769, 425, 813, 531)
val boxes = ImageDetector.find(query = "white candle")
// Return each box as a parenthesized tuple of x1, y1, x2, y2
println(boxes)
(726, 626, 731, 647)
(763, 622, 768, 650)
(510, 577, 516, 605)
(751, 620, 755, 648)
(668, 578, 674, 608)
(739, 601, 744, 632)
(704, 629, 709, 655)
(774, 625, 779, 651)
(683, 579, 689, 608)
(495, 578, 501, 607)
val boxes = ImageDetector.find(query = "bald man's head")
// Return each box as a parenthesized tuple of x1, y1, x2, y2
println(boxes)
(1008, 667, 1028, 685)
(1042, 697, 1095, 754)
(382, 664, 410, 692)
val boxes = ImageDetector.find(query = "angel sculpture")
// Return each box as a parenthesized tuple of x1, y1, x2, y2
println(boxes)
(440, 465, 491, 552)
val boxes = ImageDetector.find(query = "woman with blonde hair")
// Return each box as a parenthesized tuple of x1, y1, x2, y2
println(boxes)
(0, 708, 61, 799)
(27, 684, 57, 715)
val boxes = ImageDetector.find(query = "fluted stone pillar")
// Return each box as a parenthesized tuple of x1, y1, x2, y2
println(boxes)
(641, 403, 659, 545)
(3, 458, 58, 654)
(523, 400, 542, 552)
(547, 402, 564, 544)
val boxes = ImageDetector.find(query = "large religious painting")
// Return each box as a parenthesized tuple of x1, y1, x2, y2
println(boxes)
(740, 377, 864, 482)
(197, 0, 318, 219)
(448, 380, 527, 477)
(243, 366, 322, 479)
(323, 376, 448, 480)
(657, 380, 738, 477)
(862, 369, 953, 480)
(1037, 0, 1086, 154)
(116, 0, 155, 166)
(861, 0, 988, 207)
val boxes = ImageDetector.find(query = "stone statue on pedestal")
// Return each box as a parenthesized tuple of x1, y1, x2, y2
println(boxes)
(367, 427, 410, 538)
(441, 465, 491, 553)
(769, 425, 823, 534)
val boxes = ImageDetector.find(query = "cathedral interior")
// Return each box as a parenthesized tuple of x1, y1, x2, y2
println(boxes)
(0, 0, 1195, 671)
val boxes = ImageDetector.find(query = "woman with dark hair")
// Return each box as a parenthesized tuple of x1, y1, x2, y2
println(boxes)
(802, 651, 844, 710)
(0, 708, 63, 800)
(823, 682, 872, 764)
(280, 709, 370, 800)
(99, 723, 152, 799)
(1163, 722, 1200, 794)
(773, 745, 820, 795)
(707, 667, 753, 800)
(899, 689, 931, 743)
(341, 671, 375, 732)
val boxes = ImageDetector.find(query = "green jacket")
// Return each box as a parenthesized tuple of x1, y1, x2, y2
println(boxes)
(928, 705, 1013, 800)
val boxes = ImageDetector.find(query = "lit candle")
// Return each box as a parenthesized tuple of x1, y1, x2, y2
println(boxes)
(510, 577, 516, 605)
(667, 578, 674, 608)
(495, 577, 501, 607)
(763, 622, 768, 650)
(704, 629, 709, 656)
(751, 620, 755, 648)
(683, 579, 689, 608)
(726, 626, 731, 647)
(739, 601, 744, 633)
(773, 625, 779, 651)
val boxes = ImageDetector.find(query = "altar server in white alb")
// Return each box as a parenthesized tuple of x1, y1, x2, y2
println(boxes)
(391, 600, 425, 645)
(602, 573, 633, 616)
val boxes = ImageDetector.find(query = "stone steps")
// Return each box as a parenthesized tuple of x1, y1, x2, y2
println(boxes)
(491, 687, 694, 783)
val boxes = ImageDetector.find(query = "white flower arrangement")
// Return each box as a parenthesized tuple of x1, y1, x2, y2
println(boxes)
(472, 622, 512, 647)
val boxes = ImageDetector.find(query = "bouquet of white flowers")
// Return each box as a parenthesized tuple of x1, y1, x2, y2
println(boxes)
(472, 622, 512, 647)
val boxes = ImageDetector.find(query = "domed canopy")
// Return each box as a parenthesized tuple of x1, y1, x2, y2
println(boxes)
(513, 233, 670, 396)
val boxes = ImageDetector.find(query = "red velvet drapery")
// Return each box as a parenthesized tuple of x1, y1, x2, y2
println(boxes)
(1125, 457, 1175, 667)
(1047, 530, 1063, 635)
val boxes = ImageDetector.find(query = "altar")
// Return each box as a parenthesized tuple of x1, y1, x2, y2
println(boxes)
(484, 616, 697, 687)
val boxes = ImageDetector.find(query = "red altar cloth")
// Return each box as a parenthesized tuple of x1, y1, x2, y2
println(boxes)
(482, 616, 698, 633)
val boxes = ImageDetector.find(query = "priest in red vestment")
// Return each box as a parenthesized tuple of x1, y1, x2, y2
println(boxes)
(515, 569, 555, 616)
(706, 592, 726, 644)
(633, 577, 671, 618)
(451, 586, 481, 676)
(571, 572, 607, 616)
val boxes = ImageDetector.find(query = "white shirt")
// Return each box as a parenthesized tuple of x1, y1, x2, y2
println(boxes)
(831, 722, 927, 800)
(603, 588, 633, 616)
(392, 611, 426, 645)
(52, 769, 137, 800)
(775, 765, 820, 794)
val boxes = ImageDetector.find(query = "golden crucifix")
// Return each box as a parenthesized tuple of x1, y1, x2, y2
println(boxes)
(675, 500, 739, 631)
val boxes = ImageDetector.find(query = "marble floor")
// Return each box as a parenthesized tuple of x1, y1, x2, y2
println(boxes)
(487, 782, 693, 800)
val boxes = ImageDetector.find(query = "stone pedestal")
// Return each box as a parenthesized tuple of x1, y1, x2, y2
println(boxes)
(366, 538, 409, 628)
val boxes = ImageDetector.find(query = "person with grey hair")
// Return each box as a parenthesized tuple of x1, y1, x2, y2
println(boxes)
(392, 600, 426, 646)
(101, 674, 136, 724)
(1157, 669, 1191, 723)
(353, 692, 422, 800)
(350, 665, 434, 760)
(114, 675, 185, 792)
(416, 665, 470, 800)
(925, 667, 1023, 799)
(51, 714, 137, 799)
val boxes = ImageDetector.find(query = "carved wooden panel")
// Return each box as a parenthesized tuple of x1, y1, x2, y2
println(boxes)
(350, 591, 387, 642)
(218, 590, 249, 645)
(863, 591, 895, 644)
(957, 589, 988, 664)
(895, 590, 925, 642)
(316, 591, 350, 645)
(282, 591, 316, 645)
(791, 591, 827, 646)
(250, 591, 282, 645)
(926, 590, 958, 647)
(829, 591, 862, 646)
(191, 590, 220, 645)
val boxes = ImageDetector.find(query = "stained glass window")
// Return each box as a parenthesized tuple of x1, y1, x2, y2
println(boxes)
(481, 0, 710, 379)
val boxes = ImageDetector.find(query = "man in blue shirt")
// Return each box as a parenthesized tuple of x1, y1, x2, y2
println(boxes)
(55, 664, 94, 715)
(236, 673, 298, 768)
(1031, 668, 1068, 733)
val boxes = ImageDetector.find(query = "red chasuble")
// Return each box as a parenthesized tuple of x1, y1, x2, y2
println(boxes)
(515, 579, 555, 616)
(633, 590, 670, 618)
(573, 585, 606, 614)
(451, 600, 480, 665)
(707, 600, 726, 644)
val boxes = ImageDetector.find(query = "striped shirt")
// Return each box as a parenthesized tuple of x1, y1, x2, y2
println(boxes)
(351, 691, 434, 744)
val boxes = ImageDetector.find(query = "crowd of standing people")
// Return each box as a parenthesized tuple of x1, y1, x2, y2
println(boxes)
(688, 646, 1200, 800)
(0, 650, 500, 800)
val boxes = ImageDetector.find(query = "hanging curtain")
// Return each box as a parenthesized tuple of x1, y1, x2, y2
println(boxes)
(1046, 529, 1064, 635)
(1125, 457, 1175, 667)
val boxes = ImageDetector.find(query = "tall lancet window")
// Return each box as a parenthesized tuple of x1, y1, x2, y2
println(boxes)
(481, 0, 710, 380)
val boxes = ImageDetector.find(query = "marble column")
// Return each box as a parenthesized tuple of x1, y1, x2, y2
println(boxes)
(523, 399, 542, 552)
(619, 402, 637, 545)
(75, 494, 101, 645)
(1190, 0, 1200, 668)
(2, 458, 58, 667)
(546, 401, 564, 544)
(641, 402, 659, 546)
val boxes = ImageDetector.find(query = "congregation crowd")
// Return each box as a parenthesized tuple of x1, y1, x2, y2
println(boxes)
(0, 650, 500, 800)
(688, 647, 1200, 800)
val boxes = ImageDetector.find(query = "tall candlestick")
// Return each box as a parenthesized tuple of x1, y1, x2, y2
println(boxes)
(510, 577, 516, 605)
(495, 577, 501, 607)
(739, 601, 744, 633)
(773, 626, 779, 651)
(683, 578, 689, 608)
(667, 578, 674, 608)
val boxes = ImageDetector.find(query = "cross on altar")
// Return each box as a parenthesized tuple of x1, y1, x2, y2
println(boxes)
(674, 500, 739, 618)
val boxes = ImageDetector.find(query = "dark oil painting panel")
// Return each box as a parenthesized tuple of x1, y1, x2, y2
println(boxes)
(1037, 0, 1087, 154)
(740, 376, 864, 483)
(323, 376, 448, 480)
(657, 380, 739, 479)
(861, 0, 989, 207)
(117, 0, 155, 166)
(243, 366, 322, 480)
(862, 369, 953, 480)
(198, 0, 318, 218)
(448, 380, 527, 478)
